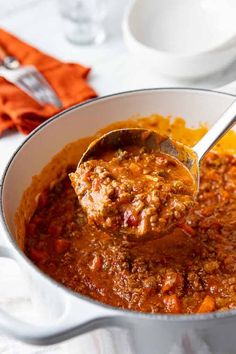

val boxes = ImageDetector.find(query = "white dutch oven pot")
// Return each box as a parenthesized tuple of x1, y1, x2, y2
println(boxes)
(0, 88, 236, 354)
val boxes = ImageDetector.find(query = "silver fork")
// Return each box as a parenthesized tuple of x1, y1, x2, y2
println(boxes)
(0, 45, 62, 108)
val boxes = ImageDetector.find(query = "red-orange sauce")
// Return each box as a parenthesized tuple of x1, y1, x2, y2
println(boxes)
(24, 117, 236, 314)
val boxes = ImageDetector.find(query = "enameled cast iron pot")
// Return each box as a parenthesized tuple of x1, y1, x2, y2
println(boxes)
(1, 88, 236, 354)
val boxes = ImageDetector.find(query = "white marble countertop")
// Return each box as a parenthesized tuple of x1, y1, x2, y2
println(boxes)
(1, 1, 236, 353)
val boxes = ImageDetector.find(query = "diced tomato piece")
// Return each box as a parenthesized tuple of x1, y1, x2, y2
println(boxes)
(124, 210, 139, 227)
(128, 214, 139, 227)
(178, 223, 195, 236)
(30, 248, 48, 263)
(54, 239, 70, 254)
(163, 294, 181, 314)
(197, 295, 215, 313)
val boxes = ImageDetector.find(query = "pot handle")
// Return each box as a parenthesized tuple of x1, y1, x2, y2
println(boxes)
(0, 245, 116, 345)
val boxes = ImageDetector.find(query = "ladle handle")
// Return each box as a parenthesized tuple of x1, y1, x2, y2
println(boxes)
(193, 100, 236, 161)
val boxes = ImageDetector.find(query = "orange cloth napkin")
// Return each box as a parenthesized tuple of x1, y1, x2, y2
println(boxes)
(0, 28, 97, 135)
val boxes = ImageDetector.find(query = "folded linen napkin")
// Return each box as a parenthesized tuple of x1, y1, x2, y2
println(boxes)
(0, 28, 97, 135)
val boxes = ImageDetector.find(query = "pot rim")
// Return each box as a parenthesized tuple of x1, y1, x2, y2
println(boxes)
(1, 87, 236, 323)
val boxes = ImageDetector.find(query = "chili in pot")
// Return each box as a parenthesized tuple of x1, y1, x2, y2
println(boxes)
(24, 115, 236, 315)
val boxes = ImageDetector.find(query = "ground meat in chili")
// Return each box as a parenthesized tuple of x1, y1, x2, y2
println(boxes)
(70, 146, 195, 237)
(25, 152, 236, 314)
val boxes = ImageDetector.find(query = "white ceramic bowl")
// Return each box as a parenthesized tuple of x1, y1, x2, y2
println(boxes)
(0, 88, 236, 354)
(123, 0, 236, 79)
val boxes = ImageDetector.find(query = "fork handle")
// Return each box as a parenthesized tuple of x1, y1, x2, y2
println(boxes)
(0, 44, 20, 69)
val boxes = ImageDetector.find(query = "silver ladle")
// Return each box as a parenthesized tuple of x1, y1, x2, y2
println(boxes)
(79, 100, 236, 194)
